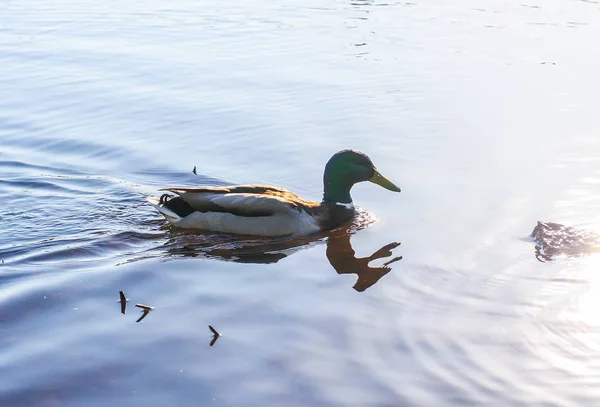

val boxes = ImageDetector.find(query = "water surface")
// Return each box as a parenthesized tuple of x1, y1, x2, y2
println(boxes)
(3, 0, 600, 406)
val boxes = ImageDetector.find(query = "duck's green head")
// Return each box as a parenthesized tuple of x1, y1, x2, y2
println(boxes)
(322, 149, 401, 204)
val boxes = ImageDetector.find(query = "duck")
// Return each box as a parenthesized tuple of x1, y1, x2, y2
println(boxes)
(152, 149, 400, 237)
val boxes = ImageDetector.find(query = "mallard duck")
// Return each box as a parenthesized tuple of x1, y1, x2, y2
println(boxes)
(153, 149, 400, 237)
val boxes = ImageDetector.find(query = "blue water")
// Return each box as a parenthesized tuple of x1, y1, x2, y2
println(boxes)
(3, 0, 600, 406)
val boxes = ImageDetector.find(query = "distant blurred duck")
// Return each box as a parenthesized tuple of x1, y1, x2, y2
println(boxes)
(152, 149, 400, 236)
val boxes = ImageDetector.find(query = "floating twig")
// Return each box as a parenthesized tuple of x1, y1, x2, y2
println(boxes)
(136, 309, 150, 323)
(192, 166, 197, 175)
(134, 303, 153, 323)
(209, 325, 221, 346)
(210, 335, 219, 346)
(119, 290, 128, 314)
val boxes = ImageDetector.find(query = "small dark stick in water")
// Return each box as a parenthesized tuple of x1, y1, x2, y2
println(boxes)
(136, 309, 150, 323)
(134, 304, 153, 323)
(192, 166, 197, 175)
(119, 291, 128, 314)
(209, 325, 221, 346)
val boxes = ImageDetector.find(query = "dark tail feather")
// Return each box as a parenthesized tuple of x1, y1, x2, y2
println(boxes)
(160, 195, 195, 217)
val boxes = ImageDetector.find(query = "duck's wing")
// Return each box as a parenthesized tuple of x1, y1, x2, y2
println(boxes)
(163, 185, 320, 217)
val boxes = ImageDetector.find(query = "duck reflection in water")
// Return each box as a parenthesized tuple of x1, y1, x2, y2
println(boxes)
(161, 218, 402, 292)
(325, 227, 402, 292)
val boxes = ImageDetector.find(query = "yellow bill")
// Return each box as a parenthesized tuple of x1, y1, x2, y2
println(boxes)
(369, 168, 401, 192)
